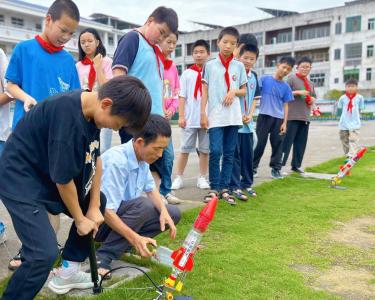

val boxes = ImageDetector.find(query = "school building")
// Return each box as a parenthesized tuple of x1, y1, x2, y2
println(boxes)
(173, 0, 375, 97)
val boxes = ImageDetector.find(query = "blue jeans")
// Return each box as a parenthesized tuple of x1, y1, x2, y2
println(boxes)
(229, 132, 254, 190)
(208, 126, 239, 191)
(159, 139, 174, 196)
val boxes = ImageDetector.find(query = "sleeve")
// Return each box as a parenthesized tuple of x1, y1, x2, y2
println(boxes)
(103, 57, 114, 80)
(100, 156, 128, 211)
(179, 71, 187, 98)
(337, 96, 344, 109)
(359, 95, 365, 110)
(286, 75, 294, 90)
(5, 44, 22, 86)
(252, 71, 261, 97)
(0, 49, 8, 92)
(239, 63, 248, 87)
(143, 168, 156, 193)
(282, 83, 294, 103)
(202, 63, 209, 85)
(112, 31, 139, 73)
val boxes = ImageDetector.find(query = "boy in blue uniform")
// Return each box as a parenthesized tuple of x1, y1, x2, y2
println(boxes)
(0, 76, 151, 299)
(229, 44, 260, 200)
(201, 27, 247, 205)
(253, 56, 295, 179)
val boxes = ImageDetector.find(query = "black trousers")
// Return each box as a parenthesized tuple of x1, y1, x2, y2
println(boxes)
(281, 120, 309, 169)
(253, 114, 284, 171)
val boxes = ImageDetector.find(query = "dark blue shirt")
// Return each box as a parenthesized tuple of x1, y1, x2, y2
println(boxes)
(0, 91, 100, 205)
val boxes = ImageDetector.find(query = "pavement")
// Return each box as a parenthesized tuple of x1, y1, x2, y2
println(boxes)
(0, 120, 374, 292)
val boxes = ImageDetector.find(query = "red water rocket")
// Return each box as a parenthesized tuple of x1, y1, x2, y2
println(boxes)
(164, 197, 218, 292)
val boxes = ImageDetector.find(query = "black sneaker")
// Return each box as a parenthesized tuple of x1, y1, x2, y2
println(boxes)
(271, 169, 284, 179)
(291, 167, 305, 174)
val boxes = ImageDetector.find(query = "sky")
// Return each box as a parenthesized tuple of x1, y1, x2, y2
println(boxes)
(27, 0, 349, 31)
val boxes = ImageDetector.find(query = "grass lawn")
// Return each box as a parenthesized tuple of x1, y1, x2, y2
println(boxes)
(2, 148, 375, 299)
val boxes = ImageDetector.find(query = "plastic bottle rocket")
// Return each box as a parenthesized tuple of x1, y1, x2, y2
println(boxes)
(164, 197, 218, 292)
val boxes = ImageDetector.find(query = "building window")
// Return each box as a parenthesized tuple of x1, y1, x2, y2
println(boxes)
(295, 48, 329, 63)
(368, 18, 375, 30)
(334, 78, 339, 84)
(334, 49, 341, 60)
(108, 35, 114, 46)
(367, 45, 374, 57)
(186, 43, 194, 56)
(343, 69, 359, 82)
(310, 73, 325, 87)
(175, 45, 182, 57)
(296, 23, 330, 41)
(35, 23, 42, 32)
(11, 17, 24, 28)
(0, 15, 4, 23)
(176, 65, 183, 76)
(346, 16, 361, 33)
(211, 39, 219, 53)
(366, 68, 372, 81)
(335, 22, 342, 34)
(345, 43, 362, 59)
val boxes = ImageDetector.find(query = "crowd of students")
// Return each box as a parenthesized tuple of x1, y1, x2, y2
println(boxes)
(0, 0, 365, 298)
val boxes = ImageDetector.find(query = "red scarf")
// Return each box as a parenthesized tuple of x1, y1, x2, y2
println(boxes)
(136, 31, 166, 79)
(296, 72, 312, 105)
(81, 56, 96, 91)
(189, 64, 203, 99)
(345, 92, 357, 113)
(219, 53, 234, 92)
(164, 59, 173, 71)
(35, 35, 63, 53)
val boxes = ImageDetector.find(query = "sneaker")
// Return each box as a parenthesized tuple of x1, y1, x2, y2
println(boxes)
(245, 188, 257, 197)
(171, 176, 183, 190)
(291, 167, 305, 174)
(197, 176, 210, 189)
(165, 192, 184, 204)
(271, 169, 284, 179)
(48, 270, 98, 295)
(253, 169, 258, 178)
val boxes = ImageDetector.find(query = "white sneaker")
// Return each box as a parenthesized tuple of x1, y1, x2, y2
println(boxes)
(165, 192, 184, 204)
(197, 176, 210, 189)
(48, 270, 99, 295)
(171, 176, 183, 190)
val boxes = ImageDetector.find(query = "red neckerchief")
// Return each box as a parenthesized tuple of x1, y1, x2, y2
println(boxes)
(35, 35, 63, 54)
(81, 56, 96, 91)
(189, 64, 203, 99)
(136, 30, 164, 79)
(219, 53, 234, 92)
(296, 72, 312, 105)
(345, 92, 357, 113)
(164, 59, 173, 70)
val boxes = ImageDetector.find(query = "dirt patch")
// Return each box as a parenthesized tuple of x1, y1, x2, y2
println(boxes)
(312, 266, 375, 300)
(329, 217, 375, 249)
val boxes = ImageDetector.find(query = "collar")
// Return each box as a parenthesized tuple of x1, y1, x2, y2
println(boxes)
(124, 140, 141, 171)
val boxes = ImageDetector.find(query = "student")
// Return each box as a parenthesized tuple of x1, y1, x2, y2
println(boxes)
(172, 39, 211, 190)
(95, 114, 180, 277)
(0, 48, 13, 156)
(337, 78, 364, 158)
(229, 43, 260, 200)
(282, 56, 317, 173)
(5, 0, 81, 271)
(201, 27, 247, 205)
(253, 56, 295, 179)
(76, 27, 113, 153)
(0, 76, 151, 298)
(111, 7, 181, 204)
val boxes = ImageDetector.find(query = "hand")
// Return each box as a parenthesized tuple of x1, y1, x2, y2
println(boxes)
(24, 96, 37, 112)
(233, 43, 244, 59)
(130, 234, 157, 257)
(75, 216, 97, 236)
(93, 54, 103, 70)
(178, 116, 186, 128)
(201, 114, 208, 129)
(165, 109, 173, 120)
(280, 122, 287, 135)
(223, 90, 236, 107)
(86, 207, 104, 229)
(297, 90, 310, 97)
(242, 115, 251, 124)
(159, 209, 177, 239)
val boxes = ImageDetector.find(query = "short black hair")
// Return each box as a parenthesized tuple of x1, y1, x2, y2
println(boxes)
(98, 76, 151, 133)
(149, 6, 178, 34)
(192, 39, 210, 53)
(47, 0, 80, 22)
(345, 78, 358, 86)
(240, 43, 259, 58)
(133, 114, 171, 146)
(279, 56, 296, 67)
(239, 33, 258, 47)
(78, 28, 106, 61)
(218, 26, 240, 42)
(297, 56, 313, 66)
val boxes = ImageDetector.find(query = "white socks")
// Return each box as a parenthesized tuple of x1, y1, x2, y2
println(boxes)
(59, 260, 81, 278)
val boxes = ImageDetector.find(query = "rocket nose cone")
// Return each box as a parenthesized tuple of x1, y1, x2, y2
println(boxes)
(357, 147, 367, 158)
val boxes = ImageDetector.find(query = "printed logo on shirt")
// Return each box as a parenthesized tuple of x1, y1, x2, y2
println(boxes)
(250, 83, 255, 90)
(232, 74, 237, 82)
(49, 77, 71, 96)
(163, 79, 172, 99)
(84, 140, 100, 196)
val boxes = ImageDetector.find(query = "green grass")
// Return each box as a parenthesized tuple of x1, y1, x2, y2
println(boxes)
(2, 148, 375, 299)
